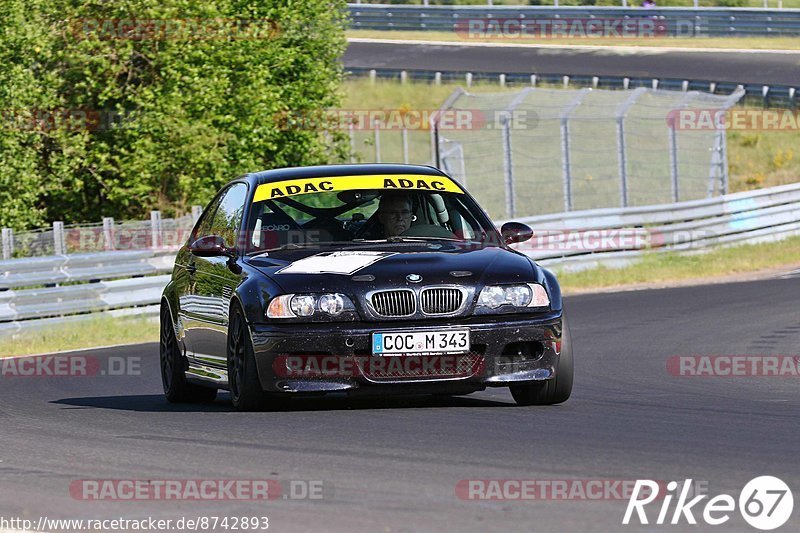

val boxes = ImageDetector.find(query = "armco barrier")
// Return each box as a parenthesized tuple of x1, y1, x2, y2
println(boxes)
(0, 275, 170, 322)
(1, 182, 799, 336)
(0, 249, 176, 290)
(348, 4, 800, 37)
(0, 249, 176, 337)
(506, 181, 800, 269)
(346, 68, 798, 109)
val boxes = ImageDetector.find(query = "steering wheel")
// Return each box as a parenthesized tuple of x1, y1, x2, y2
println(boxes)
(401, 224, 457, 239)
(352, 214, 383, 240)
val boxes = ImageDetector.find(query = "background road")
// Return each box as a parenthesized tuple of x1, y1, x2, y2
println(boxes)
(1, 277, 799, 532)
(344, 40, 800, 86)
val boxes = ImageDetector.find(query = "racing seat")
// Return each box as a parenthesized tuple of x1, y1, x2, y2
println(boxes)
(253, 210, 298, 250)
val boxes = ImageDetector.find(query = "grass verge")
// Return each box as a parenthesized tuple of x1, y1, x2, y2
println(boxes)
(0, 315, 158, 357)
(556, 234, 800, 293)
(348, 30, 800, 51)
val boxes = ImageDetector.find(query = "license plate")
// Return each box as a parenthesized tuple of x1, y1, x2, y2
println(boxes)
(372, 330, 470, 355)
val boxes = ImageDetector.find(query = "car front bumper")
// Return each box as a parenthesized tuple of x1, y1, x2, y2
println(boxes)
(248, 311, 565, 394)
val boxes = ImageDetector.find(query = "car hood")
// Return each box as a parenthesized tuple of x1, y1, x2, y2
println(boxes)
(245, 243, 541, 294)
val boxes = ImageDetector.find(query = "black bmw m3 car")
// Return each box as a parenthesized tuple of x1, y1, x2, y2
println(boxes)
(160, 164, 572, 410)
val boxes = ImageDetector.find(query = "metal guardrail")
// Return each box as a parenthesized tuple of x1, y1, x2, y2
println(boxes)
(507, 181, 800, 269)
(0, 275, 171, 322)
(0, 250, 176, 290)
(348, 4, 800, 37)
(347, 67, 798, 108)
(0, 249, 176, 336)
(1, 182, 798, 336)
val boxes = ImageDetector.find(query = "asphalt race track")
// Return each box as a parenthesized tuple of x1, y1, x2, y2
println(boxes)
(344, 40, 800, 86)
(1, 277, 799, 532)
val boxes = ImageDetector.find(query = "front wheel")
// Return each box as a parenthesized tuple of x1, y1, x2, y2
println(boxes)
(160, 304, 218, 403)
(227, 306, 270, 411)
(510, 312, 573, 406)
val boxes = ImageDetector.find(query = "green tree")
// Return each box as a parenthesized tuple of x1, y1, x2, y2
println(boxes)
(0, 0, 62, 229)
(0, 0, 349, 228)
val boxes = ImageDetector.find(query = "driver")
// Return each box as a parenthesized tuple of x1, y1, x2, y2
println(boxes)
(377, 193, 415, 237)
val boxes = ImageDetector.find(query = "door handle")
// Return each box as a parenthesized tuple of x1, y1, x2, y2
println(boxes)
(186, 263, 197, 275)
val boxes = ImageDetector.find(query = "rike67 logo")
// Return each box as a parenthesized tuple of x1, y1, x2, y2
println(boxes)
(623, 476, 794, 530)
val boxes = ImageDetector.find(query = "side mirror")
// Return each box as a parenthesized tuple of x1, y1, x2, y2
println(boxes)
(189, 235, 235, 258)
(501, 222, 534, 245)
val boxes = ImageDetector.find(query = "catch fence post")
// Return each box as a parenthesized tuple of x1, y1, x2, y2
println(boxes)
(103, 217, 115, 251)
(615, 88, 646, 208)
(151, 211, 162, 249)
(53, 221, 66, 255)
(1, 228, 13, 260)
(373, 119, 381, 163)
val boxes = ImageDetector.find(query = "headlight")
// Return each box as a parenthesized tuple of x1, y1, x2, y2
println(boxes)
(476, 283, 549, 312)
(290, 295, 315, 317)
(267, 293, 354, 319)
(479, 286, 507, 308)
(318, 293, 345, 316)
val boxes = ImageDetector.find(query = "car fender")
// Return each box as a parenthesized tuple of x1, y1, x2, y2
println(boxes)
(540, 267, 563, 313)
(161, 280, 180, 333)
(233, 265, 284, 326)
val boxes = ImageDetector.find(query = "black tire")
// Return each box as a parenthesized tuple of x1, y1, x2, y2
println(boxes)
(510, 312, 573, 406)
(160, 304, 218, 403)
(227, 306, 270, 411)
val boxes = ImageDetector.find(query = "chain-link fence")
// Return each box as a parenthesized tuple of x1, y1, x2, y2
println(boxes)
(2, 212, 199, 259)
(348, 86, 743, 220)
(350, 87, 744, 219)
(434, 87, 744, 219)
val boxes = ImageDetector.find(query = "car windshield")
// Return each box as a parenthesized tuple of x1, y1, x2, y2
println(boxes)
(244, 174, 497, 254)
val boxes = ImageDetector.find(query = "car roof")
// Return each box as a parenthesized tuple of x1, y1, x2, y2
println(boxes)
(244, 164, 449, 186)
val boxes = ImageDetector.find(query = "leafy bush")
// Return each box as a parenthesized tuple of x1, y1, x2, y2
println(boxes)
(0, 0, 348, 229)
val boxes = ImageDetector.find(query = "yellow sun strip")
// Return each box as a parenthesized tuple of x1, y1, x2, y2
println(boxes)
(253, 174, 463, 203)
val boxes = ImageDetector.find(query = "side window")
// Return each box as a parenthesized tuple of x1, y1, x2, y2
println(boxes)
(191, 194, 225, 243)
(208, 183, 248, 249)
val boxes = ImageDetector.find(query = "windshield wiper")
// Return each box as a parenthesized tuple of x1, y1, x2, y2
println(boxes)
(357, 236, 442, 244)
